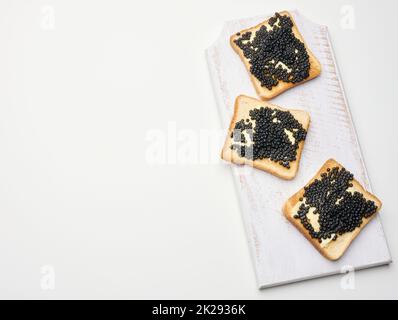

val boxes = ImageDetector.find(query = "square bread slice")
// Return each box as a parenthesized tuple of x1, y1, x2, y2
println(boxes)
(230, 11, 321, 100)
(283, 159, 382, 261)
(221, 95, 310, 180)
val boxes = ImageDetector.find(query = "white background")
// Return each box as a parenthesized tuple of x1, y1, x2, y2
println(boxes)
(0, 0, 396, 299)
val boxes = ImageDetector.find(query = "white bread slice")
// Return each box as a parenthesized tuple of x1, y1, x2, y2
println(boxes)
(283, 159, 382, 261)
(221, 95, 310, 180)
(230, 11, 321, 100)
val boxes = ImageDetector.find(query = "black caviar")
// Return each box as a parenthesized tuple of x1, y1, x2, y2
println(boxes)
(295, 166, 378, 241)
(234, 12, 310, 90)
(230, 106, 307, 168)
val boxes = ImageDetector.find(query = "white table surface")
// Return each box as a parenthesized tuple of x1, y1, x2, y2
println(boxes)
(0, 0, 397, 299)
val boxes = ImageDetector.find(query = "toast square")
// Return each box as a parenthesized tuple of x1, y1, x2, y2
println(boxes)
(221, 95, 310, 180)
(283, 159, 382, 261)
(230, 11, 321, 100)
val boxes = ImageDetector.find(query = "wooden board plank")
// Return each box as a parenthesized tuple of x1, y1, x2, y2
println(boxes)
(206, 10, 392, 289)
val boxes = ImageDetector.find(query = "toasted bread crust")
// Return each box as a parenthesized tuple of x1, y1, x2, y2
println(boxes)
(230, 11, 321, 100)
(221, 95, 310, 180)
(283, 159, 382, 260)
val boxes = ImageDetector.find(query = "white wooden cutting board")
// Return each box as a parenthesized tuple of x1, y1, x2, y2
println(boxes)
(206, 10, 392, 288)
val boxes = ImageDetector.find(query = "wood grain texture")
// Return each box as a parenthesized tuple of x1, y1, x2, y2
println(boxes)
(206, 10, 391, 289)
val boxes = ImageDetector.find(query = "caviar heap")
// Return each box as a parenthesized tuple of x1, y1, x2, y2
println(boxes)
(230, 106, 307, 168)
(294, 167, 378, 242)
(233, 12, 311, 90)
